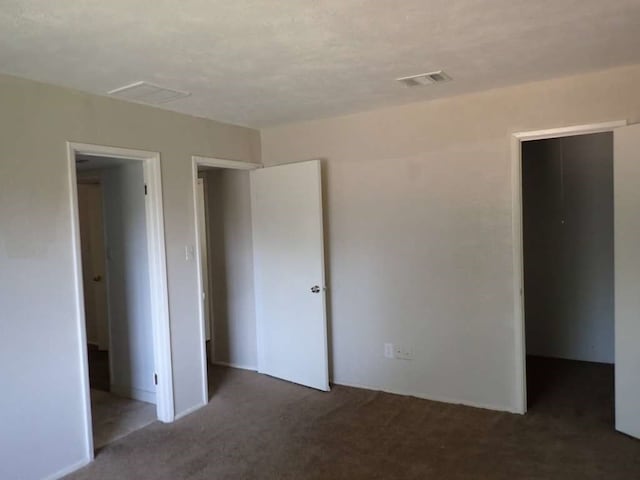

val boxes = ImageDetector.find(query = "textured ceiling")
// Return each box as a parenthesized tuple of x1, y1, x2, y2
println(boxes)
(1, 1, 639, 127)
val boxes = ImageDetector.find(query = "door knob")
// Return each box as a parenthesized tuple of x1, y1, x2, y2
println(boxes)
(311, 285, 321, 293)
(93, 275, 102, 282)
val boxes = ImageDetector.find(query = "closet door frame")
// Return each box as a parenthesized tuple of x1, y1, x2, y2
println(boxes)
(510, 120, 626, 415)
(190, 156, 262, 406)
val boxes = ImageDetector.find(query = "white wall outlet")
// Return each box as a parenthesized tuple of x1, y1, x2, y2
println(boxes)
(185, 245, 195, 261)
(394, 345, 414, 360)
(384, 343, 394, 359)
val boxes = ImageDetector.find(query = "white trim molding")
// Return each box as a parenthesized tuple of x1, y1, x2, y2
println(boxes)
(510, 120, 627, 415)
(512, 120, 627, 141)
(333, 380, 518, 414)
(192, 155, 263, 170)
(67, 142, 175, 462)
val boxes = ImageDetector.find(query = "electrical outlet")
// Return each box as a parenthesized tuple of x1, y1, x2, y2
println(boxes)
(384, 343, 394, 359)
(394, 345, 414, 360)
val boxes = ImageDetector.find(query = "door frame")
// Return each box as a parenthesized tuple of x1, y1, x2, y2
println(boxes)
(190, 155, 262, 406)
(510, 120, 627, 414)
(196, 178, 211, 345)
(67, 142, 175, 460)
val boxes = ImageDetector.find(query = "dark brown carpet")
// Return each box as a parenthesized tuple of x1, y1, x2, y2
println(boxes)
(527, 355, 614, 424)
(66, 359, 640, 480)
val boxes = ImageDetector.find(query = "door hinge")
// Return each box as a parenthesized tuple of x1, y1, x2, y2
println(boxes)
(154, 373, 158, 385)
(144, 184, 148, 195)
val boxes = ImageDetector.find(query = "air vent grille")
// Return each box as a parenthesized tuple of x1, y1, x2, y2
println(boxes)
(108, 81, 190, 105)
(397, 70, 452, 87)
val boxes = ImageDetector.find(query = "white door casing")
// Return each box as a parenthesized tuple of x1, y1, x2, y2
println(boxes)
(68, 142, 174, 463)
(511, 120, 627, 415)
(190, 155, 261, 410)
(196, 178, 211, 342)
(614, 123, 640, 440)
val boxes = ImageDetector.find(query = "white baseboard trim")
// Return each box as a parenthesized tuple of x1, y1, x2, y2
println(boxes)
(213, 363, 517, 413)
(332, 379, 519, 414)
(110, 384, 156, 405)
(212, 360, 257, 371)
(43, 456, 91, 480)
(174, 401, 207, 421)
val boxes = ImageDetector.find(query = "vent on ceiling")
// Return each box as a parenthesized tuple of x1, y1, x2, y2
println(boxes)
(107, 81, 191, 105)
(397, 70, 451, 87)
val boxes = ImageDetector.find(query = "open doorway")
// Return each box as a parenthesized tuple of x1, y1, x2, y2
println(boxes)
(193, 159, 261, 402)
(68, 143, 173, 458)
(75, 155, 158, 448)
(521, 132, 614, 423)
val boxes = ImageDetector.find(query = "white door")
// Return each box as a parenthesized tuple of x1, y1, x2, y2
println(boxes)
(614, 123, 640, 440)
(77, 182, 109, 351)
(250, 160, 329, 391)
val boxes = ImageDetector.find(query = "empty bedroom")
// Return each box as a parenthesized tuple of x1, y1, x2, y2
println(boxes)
(1, 1, 640, 479)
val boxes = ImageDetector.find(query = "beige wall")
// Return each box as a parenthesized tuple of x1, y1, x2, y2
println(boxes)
(4, 62, 640, 479)
(0, 74, 259, 480)
(261, 64, 640, 412)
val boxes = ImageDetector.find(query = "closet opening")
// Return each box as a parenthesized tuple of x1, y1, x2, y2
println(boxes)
(521, 132, 614, 423)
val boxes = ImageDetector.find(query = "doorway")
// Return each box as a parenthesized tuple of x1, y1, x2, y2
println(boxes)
(68, 143, 173, 458)
(514, 121, 640, 441)
(194, 162, 258, 402)
(191, 156, 330, 408)
(521, 132, 614, 422)
(76, 155, 159, 448)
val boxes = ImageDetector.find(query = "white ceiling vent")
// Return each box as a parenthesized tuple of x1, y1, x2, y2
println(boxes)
(107, 81, 191, 105)
(397, 70, 451, 87)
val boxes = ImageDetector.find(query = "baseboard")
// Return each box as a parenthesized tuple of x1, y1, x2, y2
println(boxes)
(212, 360, 257, 371)
(43, 456, 91, 480)
(332, 379, 518, 414)
(173, 401, 207, 421)
(110, 384, 156, 405)
(214, 363, 516, 413)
